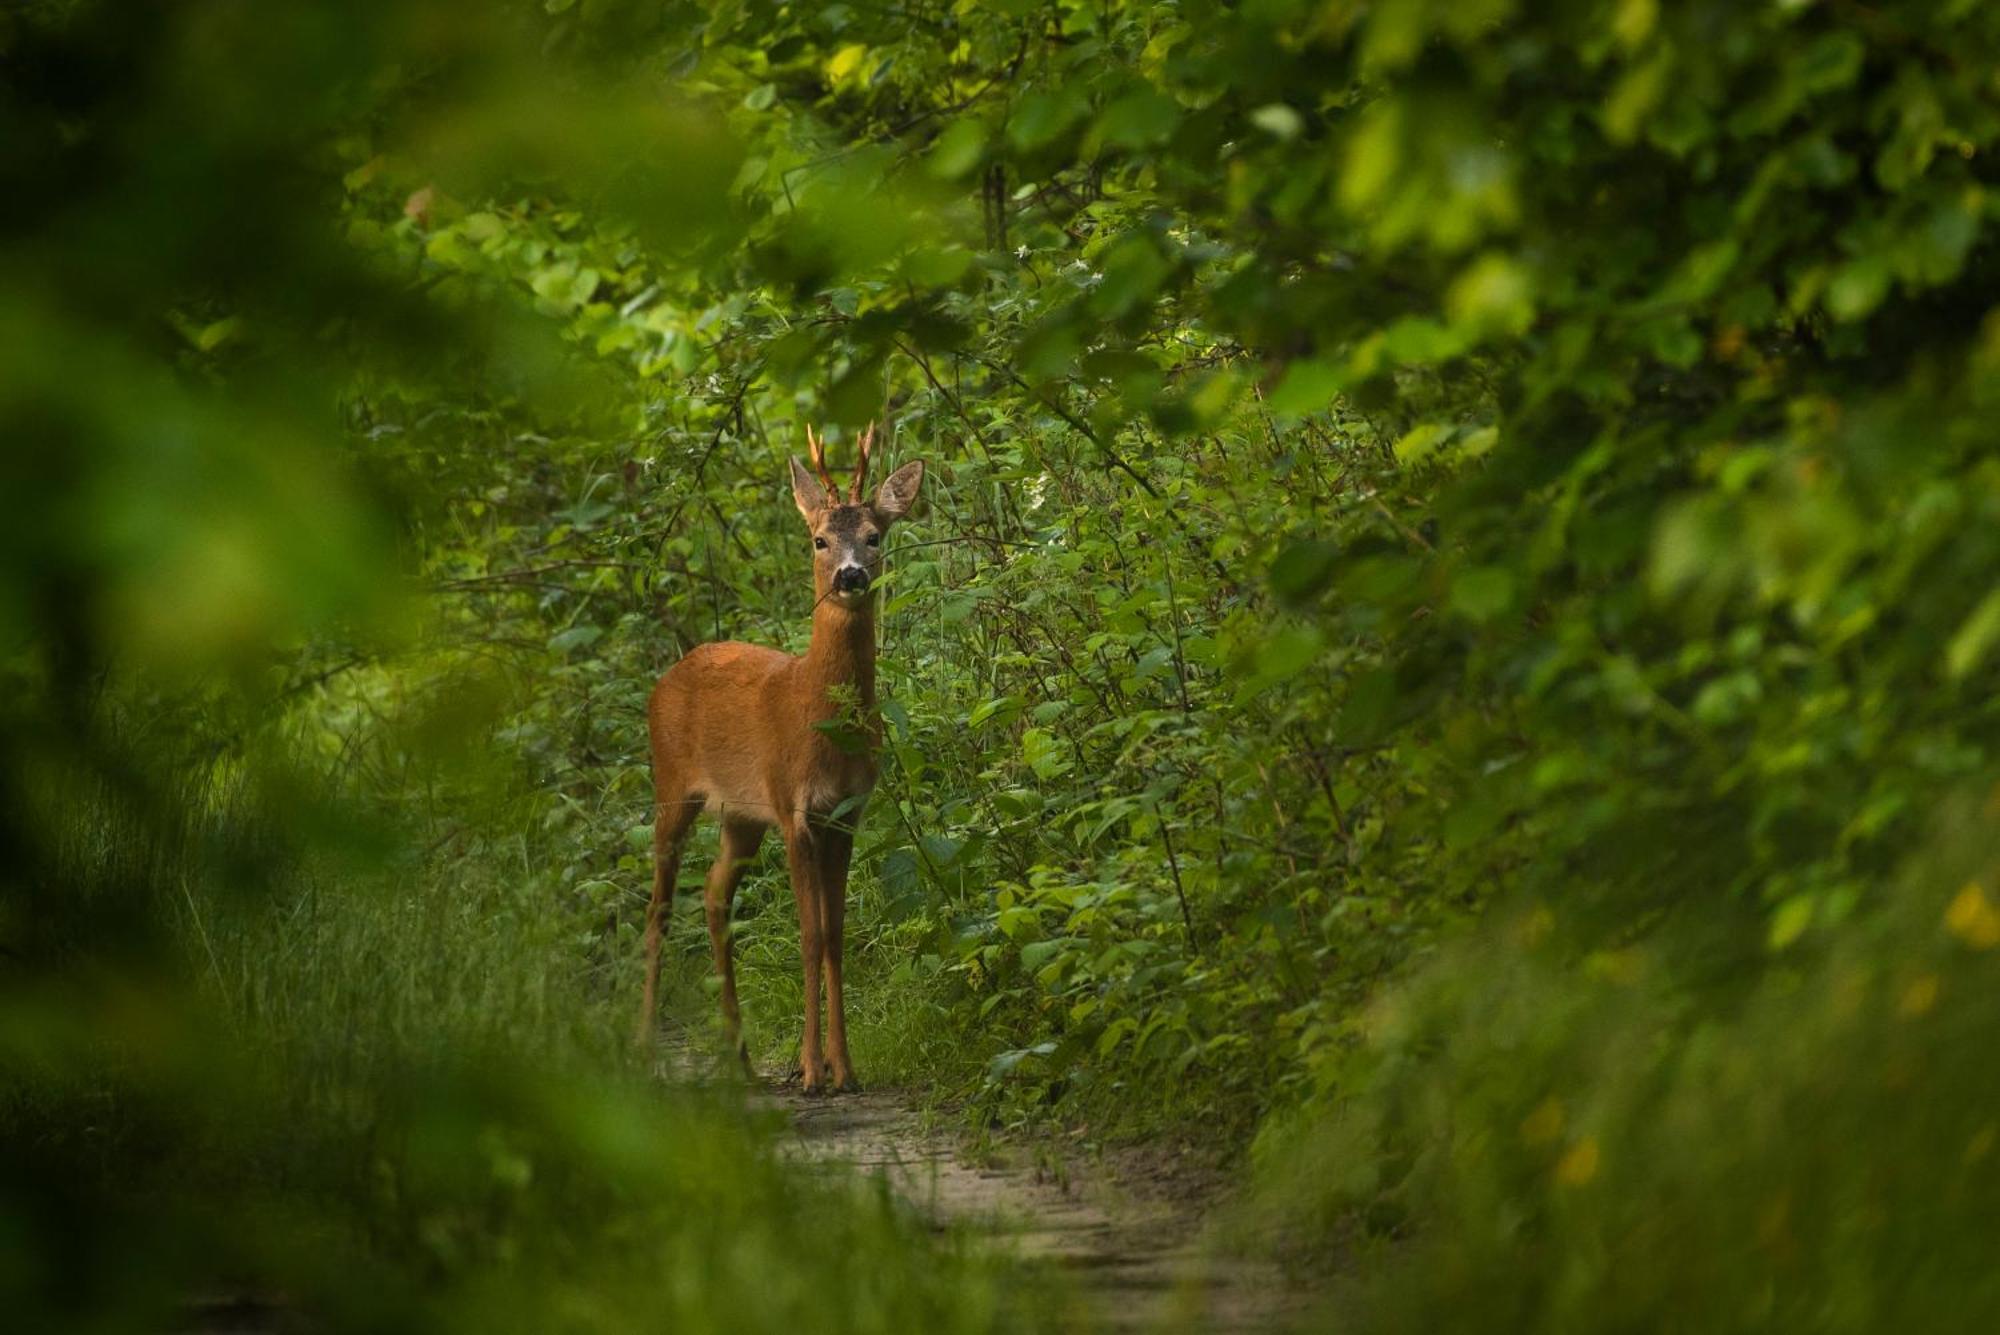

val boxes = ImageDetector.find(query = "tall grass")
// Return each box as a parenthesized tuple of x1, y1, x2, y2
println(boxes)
(1251, 790, 2000, 1332)
(0, 687, 1069, 1334)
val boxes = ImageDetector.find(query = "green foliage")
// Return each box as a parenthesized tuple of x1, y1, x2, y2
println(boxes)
(0, 3, 1050, 1330)
(1256, 799, 2000, 1331)
(11, 0, 2000, 1328)
(346, 0, 2000, 1209)
(1, 735, 1055, 1334)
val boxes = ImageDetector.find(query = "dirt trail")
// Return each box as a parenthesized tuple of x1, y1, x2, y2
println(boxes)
(764, 1080, 1308, 1333)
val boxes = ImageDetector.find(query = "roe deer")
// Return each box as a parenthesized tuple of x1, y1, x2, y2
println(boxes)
(636, 423, 922, 1095)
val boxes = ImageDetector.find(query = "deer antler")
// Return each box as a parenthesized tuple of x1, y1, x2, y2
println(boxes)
(806, 422, 880, 501)
(849, 422, 876, 503)
(804, 424, 837, 494)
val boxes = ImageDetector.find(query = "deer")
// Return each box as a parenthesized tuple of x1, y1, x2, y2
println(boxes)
(635, 423, 922, 1096)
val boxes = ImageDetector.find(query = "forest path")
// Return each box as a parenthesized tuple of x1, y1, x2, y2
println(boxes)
(760, 1076, 1308, 1333)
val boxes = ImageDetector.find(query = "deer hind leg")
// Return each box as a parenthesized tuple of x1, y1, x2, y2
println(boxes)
(636, 791, 701, 1045)
(705, 817, 765, 1073)
(816, 820, 859, 1093)
(782, 819, 827, 1096)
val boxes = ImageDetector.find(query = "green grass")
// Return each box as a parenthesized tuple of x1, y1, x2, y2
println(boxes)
(2, 746, 1071, 1335)
(1249, 795, 2000, 1333)
(658, 838, 1245, 1156)
(641, 835, 973, 1095)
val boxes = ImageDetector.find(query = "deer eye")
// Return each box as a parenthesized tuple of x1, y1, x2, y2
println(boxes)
(814, 537, 828, 550)
(865, 533, 881, 547)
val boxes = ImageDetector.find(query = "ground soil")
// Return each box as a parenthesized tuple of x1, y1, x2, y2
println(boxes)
(763, 1077, 1314, 1333)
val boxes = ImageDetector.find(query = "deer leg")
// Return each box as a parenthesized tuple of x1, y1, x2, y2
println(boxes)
(705, 818, 764, 1073)
(637, 794, 700, 1045)
(816, 821, 858, 1093)
(784, 821, 827, 1095)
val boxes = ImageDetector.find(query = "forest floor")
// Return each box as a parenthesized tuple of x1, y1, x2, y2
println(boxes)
(757, 1072, 1313, 1332)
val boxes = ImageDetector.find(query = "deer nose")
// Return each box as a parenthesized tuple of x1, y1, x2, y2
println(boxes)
(833, 564, 870, 594)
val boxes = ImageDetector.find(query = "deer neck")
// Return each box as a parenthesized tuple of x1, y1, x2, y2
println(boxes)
(802, 598, 876, 716)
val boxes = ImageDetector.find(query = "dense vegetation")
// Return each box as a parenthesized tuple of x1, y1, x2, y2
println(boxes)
(7, 0, 2000, 1330)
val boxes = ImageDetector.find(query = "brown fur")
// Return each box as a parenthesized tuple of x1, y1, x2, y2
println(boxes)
(635, 445, 923, 1095)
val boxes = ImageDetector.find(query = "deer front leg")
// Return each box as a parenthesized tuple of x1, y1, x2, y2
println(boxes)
(783, 822, 827, 1095)
(817, 820, 858, 1093)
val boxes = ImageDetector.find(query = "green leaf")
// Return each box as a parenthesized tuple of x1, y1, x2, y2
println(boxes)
(996, 906, 1039, 940)
(1266, 358, 1343, 416)
(1767, 895, 1815, 950)
(1251, 625, 1322, 683)
(195, 317, 243, 352)
(1089, 239, 1171, 319)
(968, 694, 1023, 727)
(1269, 539, 1339, 601)
(1019, 938, 1070, 972)
(1096, 1017, 1139, 1056)
(1450, 566, 1517, 623)
(1794, 32, 1865, 94)
(1825, 256, 1890, 321)
(1338, 668, 1399, 744)
(987, 1041, 1058, 1079)
(926, 118, 988, 180)
(1602, 51, 1670, 143)
(826, 43, 868, 84)
(991, 788, 1043, 820)
(1094, 91, 1180, 150)
(1394, 423, 1452, 465)
(1945, 590, 2000, 679)
(1249, 104, 1302, 140)
(1446, 253, 1535, 336)
(1007, 90, 1086, 151)
(904, 245, 975, 287)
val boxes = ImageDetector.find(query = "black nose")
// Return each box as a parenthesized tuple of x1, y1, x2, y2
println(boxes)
(834, 566, 870, 593)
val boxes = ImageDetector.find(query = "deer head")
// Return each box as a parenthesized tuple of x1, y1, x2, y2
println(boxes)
(789, 423, 924, 608)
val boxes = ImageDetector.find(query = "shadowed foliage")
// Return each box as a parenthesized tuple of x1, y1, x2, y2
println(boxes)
(6, 0, 2000, 1330)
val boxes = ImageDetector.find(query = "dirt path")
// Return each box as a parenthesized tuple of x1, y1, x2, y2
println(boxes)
(764, 1080, 1308, 1333)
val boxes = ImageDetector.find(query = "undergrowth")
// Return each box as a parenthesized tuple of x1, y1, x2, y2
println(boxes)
(1, 719, 1068, 1334)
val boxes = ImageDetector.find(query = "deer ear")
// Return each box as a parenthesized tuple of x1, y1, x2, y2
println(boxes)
(789, 456, 827, 519)
(873, 459, 924, 522)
